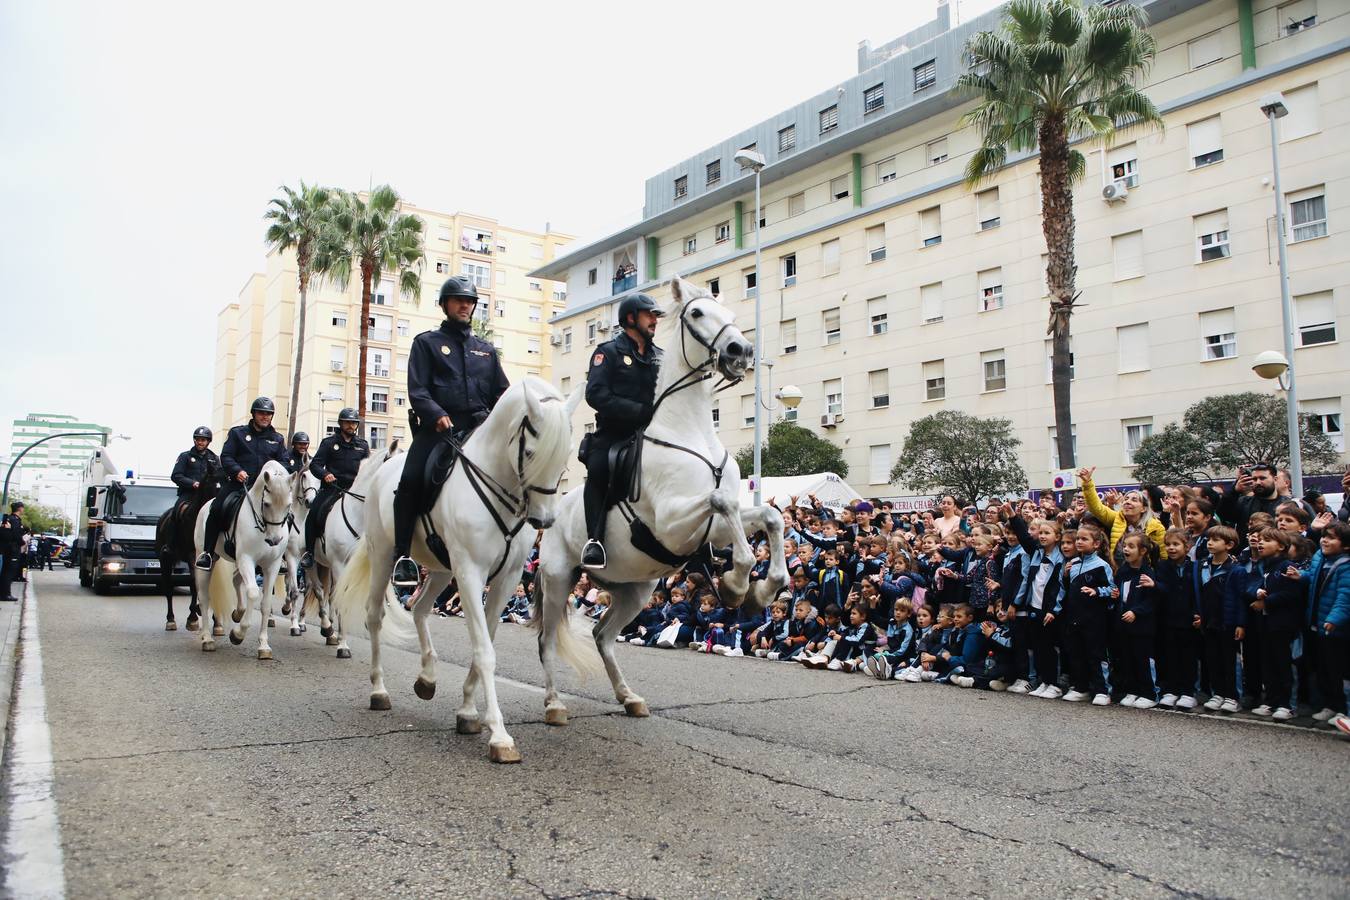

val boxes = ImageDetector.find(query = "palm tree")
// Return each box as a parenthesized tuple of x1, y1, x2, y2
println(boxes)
(958, 0, 1162, 469)
(264, 181, 334, 439)
(314, 186, 426, 430)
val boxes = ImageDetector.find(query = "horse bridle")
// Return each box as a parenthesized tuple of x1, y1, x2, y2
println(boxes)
(244, 480, 293, 535)
(651, 299, 746, 418)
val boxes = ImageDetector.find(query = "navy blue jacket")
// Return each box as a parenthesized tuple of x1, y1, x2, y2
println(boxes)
(1155, 558, 1199, 630)
(585, 331, 661, 438)
(171, 447, 219, 497)
(1010, 515, 1065, 617)
(408, 319, 510, 433)
(309, 432, 370, 489)
(1197, 557, 1247, 630)
(944, 622, 987, 673)
(1061, 555, 1115, 625)
(220, 422, 287, 490)
(1254, 558, 1306, 633)
(786, 615, 822, 651)
(1115, 564, 1157, 634)
(882, 620, 916, 661)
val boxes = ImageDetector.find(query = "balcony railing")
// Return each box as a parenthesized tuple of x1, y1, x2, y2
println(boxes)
(461, 238, 493, 255)
(612, 273, 637, 296)
(370, 329, 393, 343)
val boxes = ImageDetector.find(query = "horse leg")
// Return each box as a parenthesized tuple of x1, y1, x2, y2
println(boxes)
(366, 555, 397, 711)
(594, 584, 649, 716)
(458, 576, 510, 733)
(318, 564, 335, 639)
(230, 554, 259, 646)
(332, 561, 351, 659)
(185, 561, 201, 631)
(741, 504, 790, 608)
(194, 564, 215, 652)
(256, 561, 280, 660)
(535, 566, 572, 725)
(712, 500, 755, 600)
(457, 571, 517, 763)
(410, 571, 451, 707)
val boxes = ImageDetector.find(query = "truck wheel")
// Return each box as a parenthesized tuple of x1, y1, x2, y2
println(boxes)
(93, 577, 113, 595)
(79, 566, 92, 588)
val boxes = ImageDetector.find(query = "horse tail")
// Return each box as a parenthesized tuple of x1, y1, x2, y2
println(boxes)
(529, 563, 603, 679)
(208, 562, 235, 626)
(330, 538, 417, 644)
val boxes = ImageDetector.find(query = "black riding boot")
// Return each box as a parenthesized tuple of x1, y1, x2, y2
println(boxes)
(198, 497, 225, 570)
(581, 444, 611, 569)
(391, 458, 425, 588)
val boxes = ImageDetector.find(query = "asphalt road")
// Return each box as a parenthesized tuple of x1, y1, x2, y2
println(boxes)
(5, 568, 1349, 899)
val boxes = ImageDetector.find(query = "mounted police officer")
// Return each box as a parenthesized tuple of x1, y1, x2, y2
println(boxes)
(282, 431, 311, 474)
(580, 292, 663, 569)
(300, 408, 368, 569)
(171, 426, 220, 500)
(391, 275, 510, 587)
(196, 397, 288, 570)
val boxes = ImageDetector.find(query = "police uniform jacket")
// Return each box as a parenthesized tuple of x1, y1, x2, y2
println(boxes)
(220, 423, 287, 489)
(309, 434, 369, 490)
(171, 447, 220, 497)
(407, 319, 510, 434)
(585, 331, 662, 438)
(279, 449, 310, 475)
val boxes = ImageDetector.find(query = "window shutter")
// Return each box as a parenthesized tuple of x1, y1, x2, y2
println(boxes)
(1117, 323, 1150, 372)
(1195, 210, 1228, 238)
(919, 207, 941, 244)
(869, 445, 892, 484)
(1281, 83, 1318, 140)
(1187, 31, 1223, 68)
(920, 283, 943, 323)
(1113, 231, 1144, 279)
(977, 188, 1000, 228)
(821, 239, 841, 275)
(1187, 117, 1223, 164)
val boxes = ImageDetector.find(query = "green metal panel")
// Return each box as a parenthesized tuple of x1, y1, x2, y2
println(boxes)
(734, 201, 745, 250)
(851, 153, 863, 207)
(645, 237, 659, 280)
(1239, 0, 1256, 69)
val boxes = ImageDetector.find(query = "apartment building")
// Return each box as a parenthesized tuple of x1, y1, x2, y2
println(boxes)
(534, 0, 1348, 496)
(213, 205, 571, 446)
(7, 413, 110, 473)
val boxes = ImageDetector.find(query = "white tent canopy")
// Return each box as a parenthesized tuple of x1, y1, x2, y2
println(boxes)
(740, 472, 862, 510)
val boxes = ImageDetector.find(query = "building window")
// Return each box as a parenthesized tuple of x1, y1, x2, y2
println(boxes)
(523, 306, 538, 323)
(1117, 323, 1150, 373)
(1200, 307, 1237, 360)
(562, 328, 573, 353)
(869, 369, 889, 409)
(553, 289, 566, 302)
(869, 444, 892, 484)
(1288, 186, 1327, 242)
(461, 261, 491, 288)
(821, 239, 840, 276)
(1187, 116, 1224, 168)
(923, 359, 945, 401)
(919, 206, 941, 246)
(781, 254, 797, 287)
(715, 221, 731, 243)
(1187, 30, 1223, 69)
(1302, 397, 1343, 451)
(329, 346, 345, 371)
(830, 175, 850, 201)
(369, 314, 393, 343)
(864, 83, 885, 113)
(674, 176, 688, 200)
(371, 282, 391, 306)
(976, 188, 1000, 230)
(819, 105, 838, 135)
(587, 268, 598, 286)
(435, 260, 450, 274)
(788, 192, 805, 217)
(331, 310, 347, 328)
(683, 235, 697, 256)
(1123, 418, 1154, 465)
(706, 159, 721, 187)
(368, 349, 390, 378)
(781, 319, 797, 354)
(708, 277, 720, 296)
(368, 425, 385, 450)
(586, 320, 597, 345)
(395, 395, 405, 408)
(981, 349, 1007, 392)
(824, 379, 843, 416)
(526, 337, 541, 355)
(1278, 0, 1316, 36)
(1195, 210, 1230, 262)
(396, 318, 410, 336)
(1044, 338, 1076, 382)
(914, 59, 936, 91)
(741, 395, 755, 428)
(920, 282, 943, 324)
(1113, 230, 1144, 280)
(778, 125, 796, 153)
(1295, 291, 1336, 346)
(527, 280, 541, 292)
(926, 137, 947, 166)
(868, 296, 888, 335)
(396, 354, 408, 373)
(1107, 143, 1138, 188)
(494, 299, 506, 318)
(370, 390, 388, 414)
(737, 144, 758, 172)
(865, 224, 886, 262)
(1280, 83, 1318, 141)
(1048, 426, 1078, 470)
(823, 308, 841, 345)
(978, 268, 1004, 312)
(743, 269, 757, 299)
(875, 158, 898, 186)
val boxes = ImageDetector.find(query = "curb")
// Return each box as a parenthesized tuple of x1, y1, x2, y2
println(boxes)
(0, 580, 25, 772)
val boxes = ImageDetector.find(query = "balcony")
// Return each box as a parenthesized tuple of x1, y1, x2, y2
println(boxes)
(612, 272, 637, 296)
(370, 329, 393, 343)
(460, 237, 493, 256)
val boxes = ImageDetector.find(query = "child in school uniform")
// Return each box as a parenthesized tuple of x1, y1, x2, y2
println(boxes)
(824, 603, 878, 672)
(625, 592, 667, 646)
(777, 597, 822, 660)
(689, 590, 724, 652)
(1007, 508, 1067, 699)
(1155, 528, 1200, 709)
(940, 603, 988, 687)
(864, 597, 916, 680)
(1114, 533, 1159, 708)
(899, 605, 946, 682)
(799, 604, 842, 662)
(1249, 527, 1304, 720)
(650, 586, 694, 648)
(751, 601, 791, 657)
(1197, 526, 1247, 713)
(816, 549, 850, 611)
(1060, 525, 1116, 706)
(1295, 522, 1350, 725)
(972, 601, 1017, 690)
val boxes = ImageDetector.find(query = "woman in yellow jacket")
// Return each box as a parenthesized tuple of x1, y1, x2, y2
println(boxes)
(1076, 467, 1168, 563)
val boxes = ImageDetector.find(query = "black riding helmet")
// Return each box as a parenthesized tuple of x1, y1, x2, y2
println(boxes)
(193, 425, 213, 441)
(438, 276, 479, 308)
(250, 397, 275, 415)
(617, 293, 662, 329)
(291, 432, 310, 445)
(337, 407, 360, 424)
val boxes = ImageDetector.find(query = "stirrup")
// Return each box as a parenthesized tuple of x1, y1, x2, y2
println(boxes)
(195, 552, 214, 571)
(391, 556, 420, 589)
(581, 540, 607, 570)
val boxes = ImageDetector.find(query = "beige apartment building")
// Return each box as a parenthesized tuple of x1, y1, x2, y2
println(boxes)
(534, 0, 1349, 497)
(214, 206, 571, 446)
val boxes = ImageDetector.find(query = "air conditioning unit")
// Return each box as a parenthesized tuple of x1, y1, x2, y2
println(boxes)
(330, 361, 345, 372)
(549, 334, 562, 346)
(820, 413, 841, 428)
(1102, 180, 1129, 203)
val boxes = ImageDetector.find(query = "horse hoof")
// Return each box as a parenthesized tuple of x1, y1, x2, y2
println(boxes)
(230, 609, 243, 624)
(320, 625, 334, 638)
(201, 641, 216, 653)
(370, 693, 392, 711)
(186, 618, 200, 633)
(336, 648, 351, 659)
(228, 630, 243, 646)
(326, 635, 340, 646)
(299, 623, 307, 633)
(165, 621, 177, 632)
(212, 625, 225, 637)
(258, 648, 273, 660)
(456, 715, 482, 735)
(414, 678, 436, 701)
(489, 744, 522, 765)
(623, 699, 650, 718)
(281, 602, 293, 616)
(544, 707, 569, 727)
(289, 627, 301, 636)
(267, 618, 276, 628)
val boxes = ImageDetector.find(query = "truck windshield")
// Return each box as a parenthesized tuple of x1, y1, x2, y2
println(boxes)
(107, 485, 176, 520)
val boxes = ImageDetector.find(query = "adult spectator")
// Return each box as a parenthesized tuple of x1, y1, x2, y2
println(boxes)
(0, 502, 27, 601)
(1218, 462, 1289, 535)
(1338, 468, 1350, 523)
(932, 495, 964, 539)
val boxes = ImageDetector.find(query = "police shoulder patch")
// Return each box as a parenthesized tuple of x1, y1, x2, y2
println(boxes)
(591, 352, 605, 367)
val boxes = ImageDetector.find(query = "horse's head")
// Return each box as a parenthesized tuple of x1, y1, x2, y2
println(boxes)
(513, 377, 577, 531)
(292, 467, 320, 509)
(257, 460, 294, 522)
(666, 275, 752, 382)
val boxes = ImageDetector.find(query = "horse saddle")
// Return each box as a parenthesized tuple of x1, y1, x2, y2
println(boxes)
(418, 434, 464, 517)
(218, 490, 247, 559)
(605, 429, 645, 509)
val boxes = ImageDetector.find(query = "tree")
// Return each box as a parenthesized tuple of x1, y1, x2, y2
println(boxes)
(959, 0, 1162, 469)
(891, 410, 1028, 503)
(733, 420, 848, 479)
(1132, 392, 1339, 482)
(14, 494, 73, 536)
(264, 181, 335, 439)
(314, 186, 426, 427)
(471, 316, 495, 344)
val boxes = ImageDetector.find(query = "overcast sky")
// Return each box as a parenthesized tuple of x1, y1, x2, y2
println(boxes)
(0, 0, 1004, 480)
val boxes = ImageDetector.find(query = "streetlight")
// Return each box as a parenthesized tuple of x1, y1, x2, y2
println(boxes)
(751, 359, 802, 497)
(2, 431, 126, 509)
(1258, 92, 1303, 498)
(734, 147, 768, 504)
(317, 392, 342, 439)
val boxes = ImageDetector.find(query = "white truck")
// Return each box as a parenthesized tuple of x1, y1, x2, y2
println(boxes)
(75, 447, 187, 595)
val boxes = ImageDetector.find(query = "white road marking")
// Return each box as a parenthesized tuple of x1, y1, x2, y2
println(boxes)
(3, 581, 67, 899)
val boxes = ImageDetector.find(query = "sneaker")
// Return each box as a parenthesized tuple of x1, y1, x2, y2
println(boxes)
(766, 651, 780, 661)
(753, 648, 768, 658)
(391, 556, 420, 589)
(1029, 684, 1049, 698)
(989, 679, 1008, 692)
(1312, 707, 1337, 722)
(1040, 685, 1064, 700)
(952, 675, 975, 688)
(1007, 679, 1032, 695)
(1134, 697, 1157, 710)
(864, 655, 883, 678)
(1091, 693, 1110, 706)
(1203, 696, 1225, 712)
(1062, 689, 1089, 702)
(1333, 715, 1350, 736)
(902, 668, 924, 683)
(919, 670, 940, 682)
(1272, 707, 1294, 722)
(195, 552, 213, 571)
(1121, 694, 1138, 708)
(711, 644, 728, 655)
(656, 635, 676, 649)
(879, 658, 894, 680)
(1251, 704, 1273, 717)
(615, 635, 628, 643)
(580, 540, 606, 569)
(826, 659, 843, 671)
(725, 647, 744, 658)
(1159, 693, 1178, 708)
(804, 655, 829, 669)
(1176, 695, 1198, 710)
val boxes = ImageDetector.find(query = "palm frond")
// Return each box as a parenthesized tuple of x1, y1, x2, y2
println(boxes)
(1045, 0, 1084, 47)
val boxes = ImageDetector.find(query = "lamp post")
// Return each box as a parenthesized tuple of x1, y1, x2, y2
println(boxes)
(734, 148, 767, 504)
(317, 392, 342, 440)
(1258, 92, 1303, 498)
(754, 359, 803, 493)
(2, 431, 124, 509)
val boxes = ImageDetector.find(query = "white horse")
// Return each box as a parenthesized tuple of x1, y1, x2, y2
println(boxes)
(281, 467, 320, 632)
(332, 376, 586, 763)
(192, 460, 295, 659)
(299, 441, 402, 657)
(533, 275, 789, 725)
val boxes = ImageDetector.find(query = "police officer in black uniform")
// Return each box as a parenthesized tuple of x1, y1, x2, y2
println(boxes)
(282, 432, 311, 474)
(300, 408, 369, 569)
(580, 293, 663, 569)
(196, 397, 288, 570)
(171, 426, 220, 500)
(391, 276, 510, 587)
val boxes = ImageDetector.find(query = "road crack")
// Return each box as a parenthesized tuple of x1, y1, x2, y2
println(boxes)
(1054, 841, 1207, 898)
